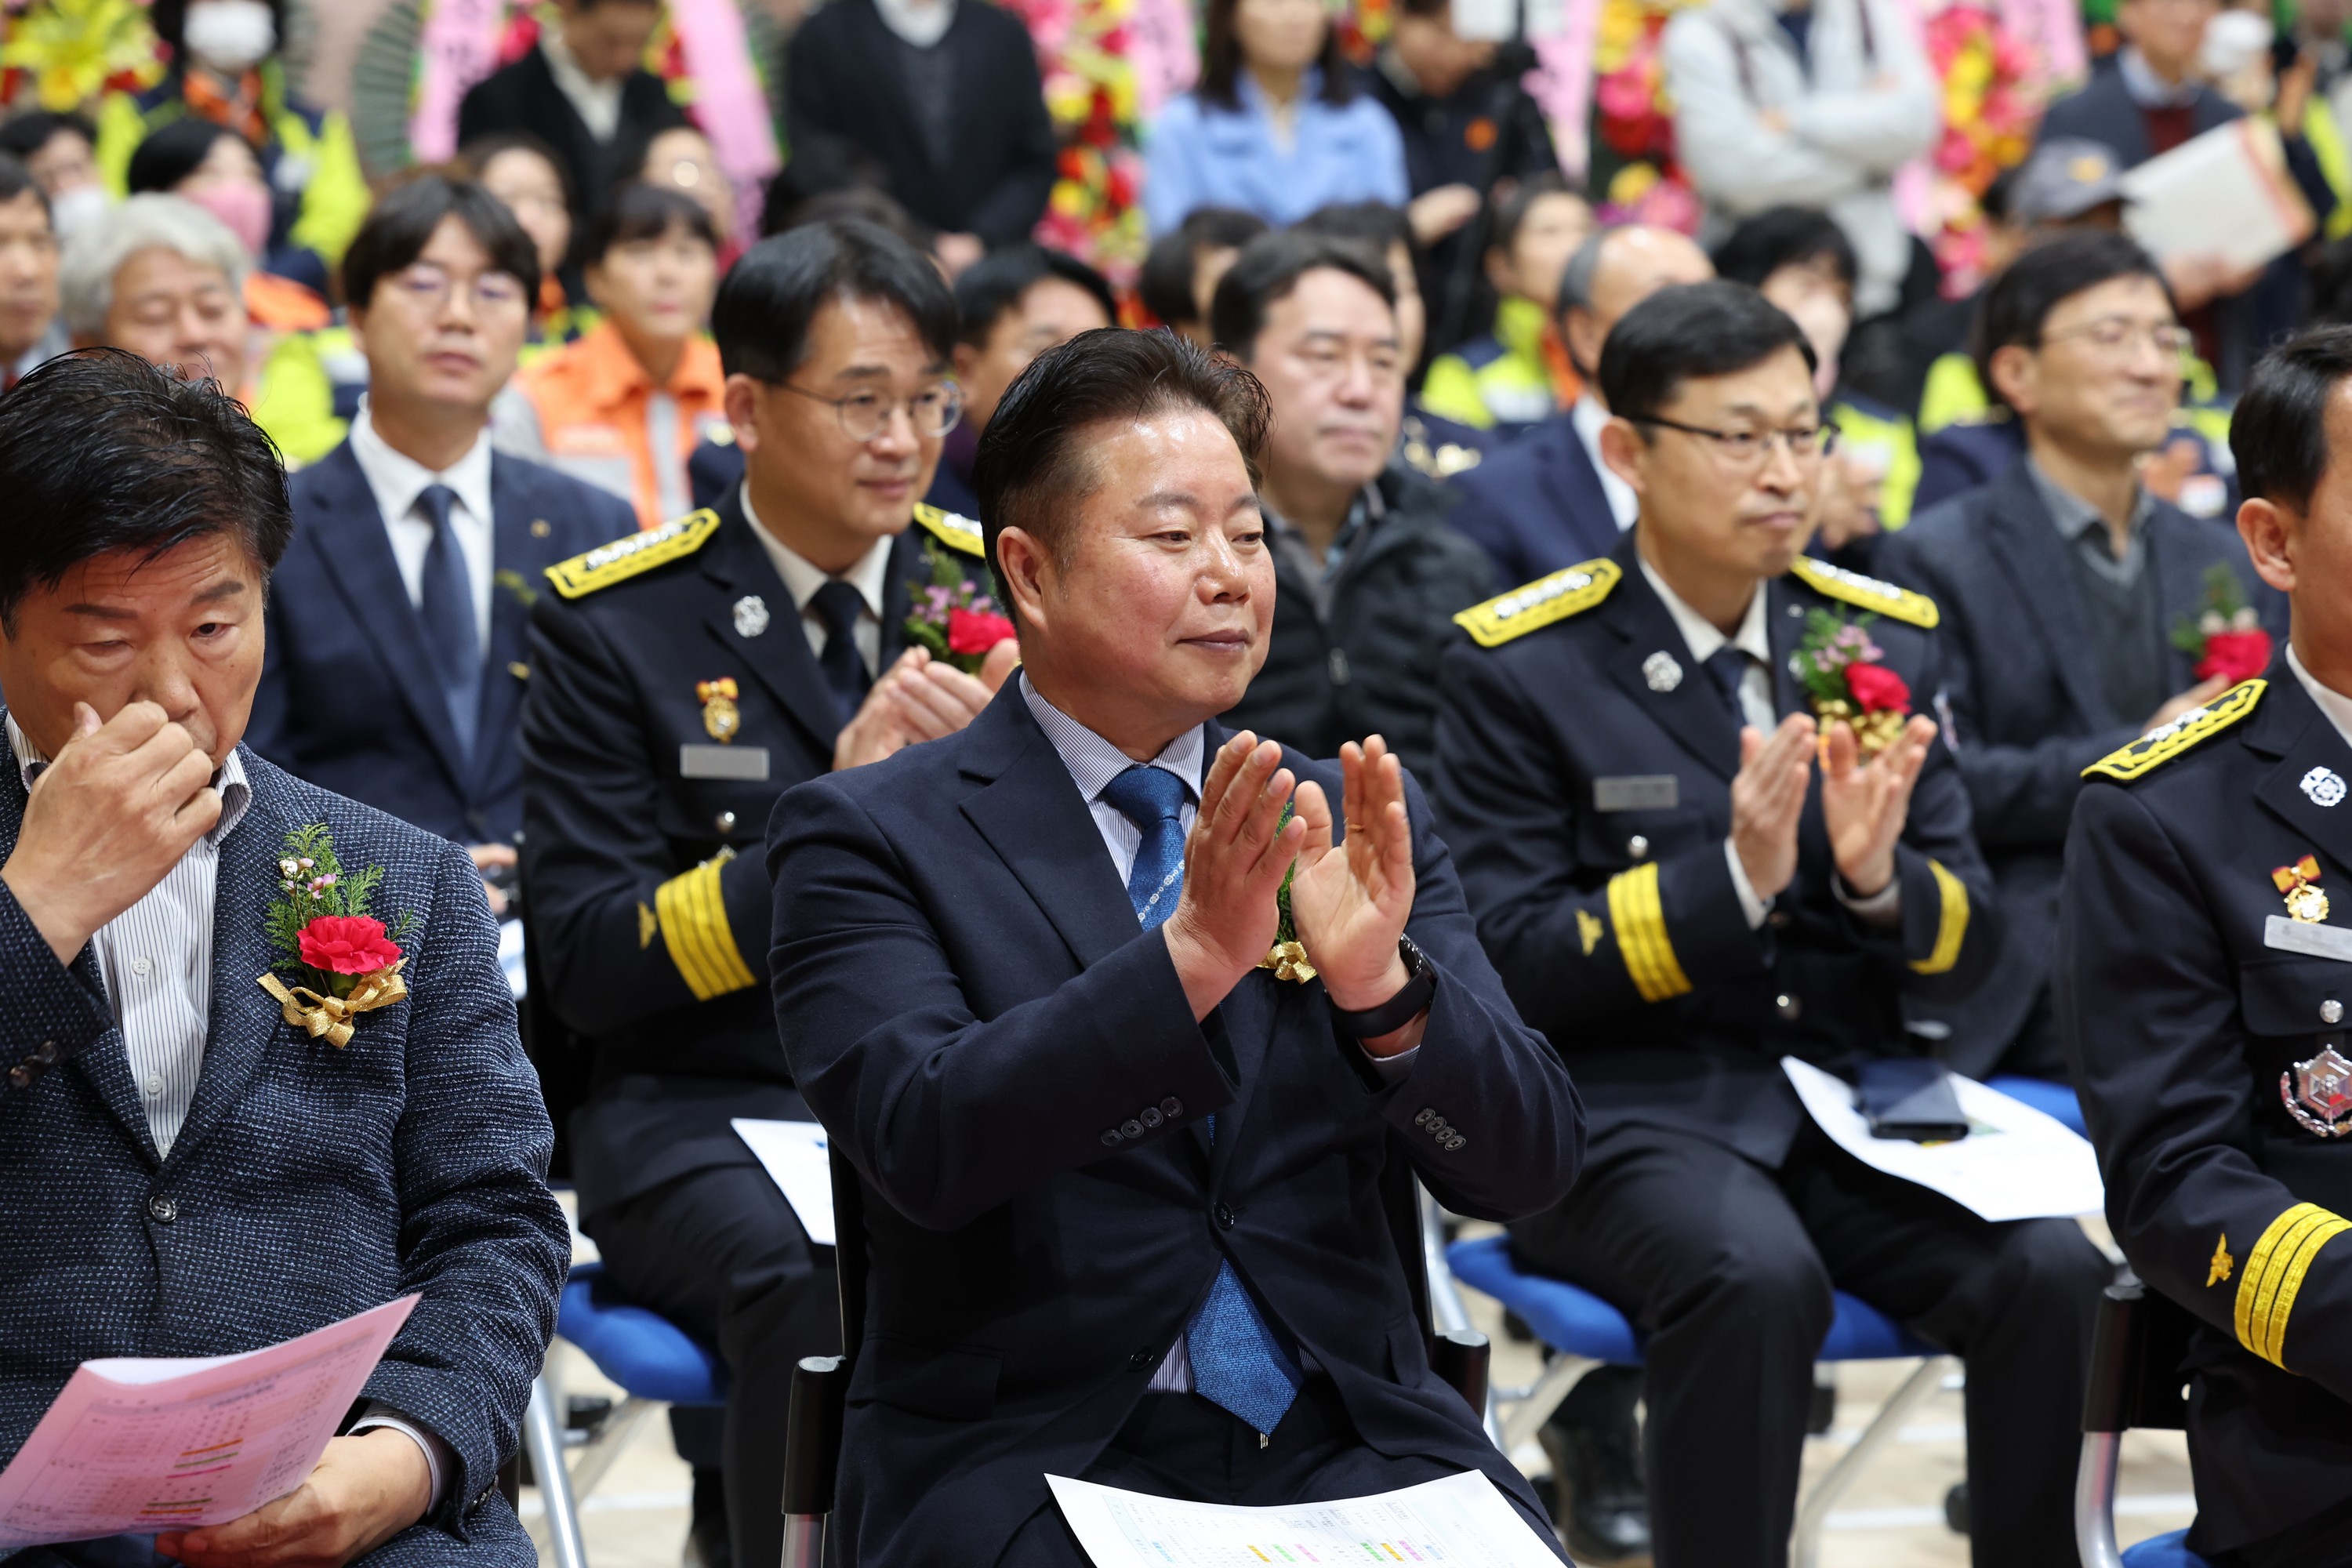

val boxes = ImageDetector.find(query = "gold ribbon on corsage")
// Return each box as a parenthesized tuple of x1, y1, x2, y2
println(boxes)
(1259, 940, 1318, 982)
(256, 961, 408, 1048)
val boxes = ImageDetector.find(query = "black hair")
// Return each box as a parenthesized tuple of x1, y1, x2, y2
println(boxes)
(976, 327, 1269, 597)
(953, 244, 1117, 348)
(1710, 205, 1858, 295)
(1297, 200, 1417, 263)
(711, 217, 956, 381)
(125, 118, 252, 197)
(0, 110, 96, 166)
(1138, 207, 1269, 327)
(1200, 0, 1354, 110)
(1489, 172, 1587, 260)
(2232, 325, 2352, 511)
(343, 173, 543, 312)
(149, 0, 288, 55)
(582, 181, 717, 266)
(1209, 230, 1396, 359)
(0, 348, 290, 630)
(0, 154, 45, 220)
(459, 131, 577, 217)
(1972, 230, 2172, 411)
(1599, 280, 1817, 426)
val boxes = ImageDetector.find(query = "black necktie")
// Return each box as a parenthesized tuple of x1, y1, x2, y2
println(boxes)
(1704, 645, 1751, 724)
(811, 579, 871, 725)
(415, 484, 481, 759)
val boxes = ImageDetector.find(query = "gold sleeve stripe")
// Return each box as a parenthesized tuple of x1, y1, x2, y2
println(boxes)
(2236, 1202, 2352, 1367)
(1908, 859, 1970, 975)
(1605, 862, 1692, 1003)
(655, 854, 759, 1001)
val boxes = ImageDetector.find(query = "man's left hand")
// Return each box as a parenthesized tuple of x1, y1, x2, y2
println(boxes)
(1289, 738, 1421, 1054)
(155, 1430, 430, 1568)
(1819, 715, 1938, 899)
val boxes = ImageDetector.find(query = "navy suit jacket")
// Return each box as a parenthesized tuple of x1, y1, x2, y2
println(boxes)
(766, 688, 1582, 1566)
(1441, 412, 1624, 590)
(0, 741, 568, 1561)
(1878, 462, 2281, 1073)
(250, 441, 633, 847)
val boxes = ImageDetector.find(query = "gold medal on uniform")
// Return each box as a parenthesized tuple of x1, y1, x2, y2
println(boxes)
(697, 678, 742, 744)
(2272, 855, 2328, 924)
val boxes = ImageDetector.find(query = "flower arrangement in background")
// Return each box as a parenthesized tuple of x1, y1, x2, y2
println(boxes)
(0, 0, 162, 112)
(1920, 2, 2043, 293)
(1590, 0, 1701, 230)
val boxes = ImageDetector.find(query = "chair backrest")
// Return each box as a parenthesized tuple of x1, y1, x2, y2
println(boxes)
(2082, 1275, 2195, 1435)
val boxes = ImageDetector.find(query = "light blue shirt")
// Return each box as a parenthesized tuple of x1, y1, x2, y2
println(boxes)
(1144, 68, 1410, 235)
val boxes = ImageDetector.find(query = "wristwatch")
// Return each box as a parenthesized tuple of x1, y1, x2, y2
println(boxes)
(1329, 934, 1438, 1038)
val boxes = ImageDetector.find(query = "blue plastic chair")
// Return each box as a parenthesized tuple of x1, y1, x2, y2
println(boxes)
(1987, 1074, 2089, 1137)
(2121, 1530, 2211, 1567)
(1444, 1234, 1947, 1568)
(528, 1261, 728, 1568)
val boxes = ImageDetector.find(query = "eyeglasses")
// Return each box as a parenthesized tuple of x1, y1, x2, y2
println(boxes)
(2038, 318, 2195, 358)
(387, 263, 529, 315)
(1631, 415, 1838, 467)
(775, 379, 964, 441)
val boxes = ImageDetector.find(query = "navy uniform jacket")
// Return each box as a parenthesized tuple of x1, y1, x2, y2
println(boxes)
(1441, 411, 1623, 591)
(0, 741, 567, 1563)
(2057, 670, 2352, 1555)
(518, 492, 986, 1222)
(249, 441, 633, 847)
(1878, 462, 2281, 1073)
(767, 688, 1583, 1567)
(1435, 531, 1998, 1166)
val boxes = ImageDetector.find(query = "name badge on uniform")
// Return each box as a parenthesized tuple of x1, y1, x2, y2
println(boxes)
(2263, 915, 2352, 963)
(1594, 775, 1679, 812)
(681, 744, 770, 782)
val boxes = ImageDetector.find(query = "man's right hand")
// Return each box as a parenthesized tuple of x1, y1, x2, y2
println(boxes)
(2145, 675, 2231, 735)
(1, 701, 222, 966)
(1162, 734, 1303, 1021)
(1730, 713, 1816, 901)
(833, 642, 1022, 771)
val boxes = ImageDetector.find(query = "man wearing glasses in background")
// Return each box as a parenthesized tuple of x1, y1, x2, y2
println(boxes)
(1880, 233, 2281, 1087)
(1435, 280, 2110, 1567)
(518, 219, 1013, 1568)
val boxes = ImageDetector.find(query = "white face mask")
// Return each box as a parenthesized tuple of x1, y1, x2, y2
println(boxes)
(183, 0, 277, 76)
(2198, 8, 2274, 82)
(45, 183, 111, 242)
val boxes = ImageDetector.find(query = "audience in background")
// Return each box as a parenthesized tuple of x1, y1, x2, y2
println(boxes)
(1144, 0, 1409, 235)
(60, 192, 248, 397)
(1294, 201, 1428, 367)
(1138, 205, 1269, 343)
(458, 0, 688, 235)
(1420, 174, 1593, 435)
(627, 122, 743, 272)
(1212, 230, 1491, 777)
(517, 183, 725, 529)
(0, 157, 61, 387)
(784, 0, 1058, 274)
(937, 243, 1116, 516)
(1443, 223, 1712, 586)
(125, 119, 325, 325)
(0, 111, 104, 241)
(1880, 232, 2281, 1081)
(465, 132, 590, 342)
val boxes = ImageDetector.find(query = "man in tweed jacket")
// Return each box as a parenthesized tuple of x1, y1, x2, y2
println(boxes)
(0, 350, 568, 1566)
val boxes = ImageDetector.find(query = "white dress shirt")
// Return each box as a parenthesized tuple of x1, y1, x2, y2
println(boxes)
(741, 483, 892, 680)
(3, 717, 448, 1503)
(349, 406, 497, 648)
(1570, 395, 1641, 532)
(2289, 645, 2352, 748)
(539, 31, 622, 142)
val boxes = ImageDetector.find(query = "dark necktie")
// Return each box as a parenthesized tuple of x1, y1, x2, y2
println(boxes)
(415, 485, 481, 760)
(1704, 644, 1753, 725)
(810, 579, 871, 726)
(1101, 764, 1304, 1436)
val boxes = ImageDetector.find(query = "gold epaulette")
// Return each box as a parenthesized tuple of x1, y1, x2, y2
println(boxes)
(912, 502, 985, 557)
(1788, 557, 1940, 629)
(2083, 679, 2266, 782)
(544, 510, 721, 600)
(1454, 559, 1621, 648)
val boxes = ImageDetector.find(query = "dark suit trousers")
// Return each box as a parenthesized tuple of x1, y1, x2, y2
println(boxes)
(993, 1378, 1567, 1566)
(1511, 1124, 2109, 1568)
(592, 1164, 839, 1568)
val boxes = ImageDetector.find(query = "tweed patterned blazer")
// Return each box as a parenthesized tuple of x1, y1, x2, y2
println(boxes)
(0, 729, 568, 1562)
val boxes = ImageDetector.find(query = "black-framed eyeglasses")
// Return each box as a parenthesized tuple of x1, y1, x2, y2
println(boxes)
(1630, 414, 1838, 466)
(774, 379, 964, 441)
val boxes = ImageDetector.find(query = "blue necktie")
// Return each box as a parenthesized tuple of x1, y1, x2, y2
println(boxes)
(1100, 764, 1305, 1437)
(415, 485, 481, 760)
(1704, 644, 1751, 724)
(810, 579, 871, 727)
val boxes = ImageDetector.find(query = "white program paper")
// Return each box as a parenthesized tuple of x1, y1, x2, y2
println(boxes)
(2121, 118, 2314, 271)
(1047, 1469, 1566, 1568)
(732, 1118, 837, 1246)
(0, 1294, 419, 1546)
(1782, 1058, 2104, 1222)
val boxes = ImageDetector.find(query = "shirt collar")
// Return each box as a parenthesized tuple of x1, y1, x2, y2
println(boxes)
(873, 0, 956, 46)
(5, 712, 252, 844)
(2289, 644, 2352, 753)
(2119, 46, 2205, 108)
(349, 405, 495, 533)
(1637, 550, 1772, 667)
(2027, 456, 2151, 547)
(739, 481, 895, 621)
(1019, 672, 1206, 806)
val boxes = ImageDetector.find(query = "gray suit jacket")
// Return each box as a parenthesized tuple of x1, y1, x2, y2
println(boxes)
(0, 734, 567, 1563)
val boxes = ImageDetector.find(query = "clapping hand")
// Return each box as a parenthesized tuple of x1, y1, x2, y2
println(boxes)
(1730, 714, 1816, 900)
(1819, 714, 1939, 898)
(1288, 738, 1417, 1041)
(833, 642, 1022, 771)
(1161, 734, 1304, 1020)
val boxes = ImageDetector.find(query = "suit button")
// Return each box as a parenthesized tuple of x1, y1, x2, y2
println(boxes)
(6, 1065, 27, 1089)
(1122, 1119, 1145, 1140)
(1776, 994, 1801, 1020)
(1127, 1348, 1156, 1370)
(147, 1195, 177, 1224)
(1141, 1106, 1163, 1129)
(33, 1041, 56, 1063)
(1627, 836, 1650, 861)
(2325, 999, 2343, 1025)
(1214, 1202, 1236, 1230)
(1101, 1129, 1123, 1147)
(1769, 910, 1791, 929)
(1445, 1135, 1466, 1151)
(716, 811, 738, 834)
(1160, 1098, 1182, 1118)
